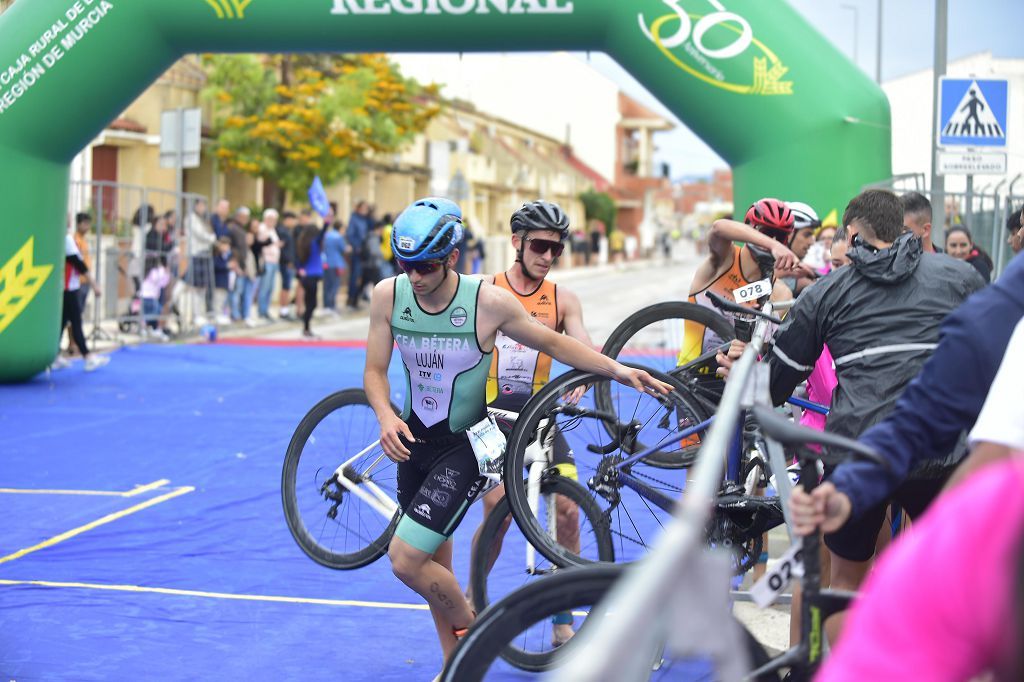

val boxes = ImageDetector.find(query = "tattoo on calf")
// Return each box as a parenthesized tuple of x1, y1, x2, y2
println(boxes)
(430, 581, 455, 609)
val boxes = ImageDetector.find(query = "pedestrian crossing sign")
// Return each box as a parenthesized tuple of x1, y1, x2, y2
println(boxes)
(938, 78, 1008, 148)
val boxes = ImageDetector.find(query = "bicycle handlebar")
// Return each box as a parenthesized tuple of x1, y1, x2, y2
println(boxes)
(751, 405, 890, 472)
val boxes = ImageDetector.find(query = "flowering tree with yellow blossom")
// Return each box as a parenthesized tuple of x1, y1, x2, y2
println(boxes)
(202, 54, 441, 207)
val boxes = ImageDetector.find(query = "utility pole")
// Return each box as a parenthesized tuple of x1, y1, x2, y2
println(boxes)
(875, 0, 883, 82)
(930, 0, 948, 230)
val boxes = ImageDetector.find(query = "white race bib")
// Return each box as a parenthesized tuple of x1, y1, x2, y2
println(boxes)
(467, 414, 506, 476)
(733, 278, 772, 304)
(750, 542, 804, 608)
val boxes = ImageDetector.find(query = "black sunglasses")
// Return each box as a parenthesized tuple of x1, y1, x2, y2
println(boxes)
(524, 237, 564, 258)
(397, 259, 444, 275)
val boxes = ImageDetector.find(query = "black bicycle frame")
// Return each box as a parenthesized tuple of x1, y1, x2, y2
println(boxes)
(747, 456, 855, 681)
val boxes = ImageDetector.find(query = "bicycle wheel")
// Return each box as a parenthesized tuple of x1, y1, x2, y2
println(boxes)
(281, 388, 400, 570)
(442, 563, 779, 681)
(469, 477, 613, 672)
(599, 303, 736, 468)
(503, 366, 698, 567)
(601, 300, 735, 377)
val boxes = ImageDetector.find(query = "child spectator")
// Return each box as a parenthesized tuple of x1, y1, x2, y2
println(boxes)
(322, 219, 347, 314)
(141, 254, 170, 340)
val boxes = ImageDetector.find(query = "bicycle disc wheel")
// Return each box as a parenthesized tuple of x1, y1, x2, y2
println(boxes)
(281, 388, 400, 570)
(503, 366, 698, 567)
(469, 477, 614, 672)
(442, 563, 779, 681)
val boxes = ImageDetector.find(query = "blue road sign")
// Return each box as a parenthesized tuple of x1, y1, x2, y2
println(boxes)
(938, 78, 1008, 148)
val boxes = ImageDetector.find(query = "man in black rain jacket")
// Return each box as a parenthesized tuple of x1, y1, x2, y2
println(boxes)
(723, 189, 985, 642)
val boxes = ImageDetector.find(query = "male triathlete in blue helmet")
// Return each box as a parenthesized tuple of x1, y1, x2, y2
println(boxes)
(390, 196, 464, 296)
(363, 196, 673, 671)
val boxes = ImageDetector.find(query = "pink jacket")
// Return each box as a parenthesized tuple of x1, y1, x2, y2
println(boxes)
(817, 456, 1024, 681)
(800, 345, 836, 434)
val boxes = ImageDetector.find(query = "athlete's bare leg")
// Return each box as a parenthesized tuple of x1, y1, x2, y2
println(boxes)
(552, 493, 581, 644)
(427, 540, 460, 659)
(389, 536, 475, 662)
(466, 485, 511, 605)
(825, 552, 872, 644)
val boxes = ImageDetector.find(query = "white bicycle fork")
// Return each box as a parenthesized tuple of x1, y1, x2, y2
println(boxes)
(524, 417, 556, 574)
(332, 443, 399, 520)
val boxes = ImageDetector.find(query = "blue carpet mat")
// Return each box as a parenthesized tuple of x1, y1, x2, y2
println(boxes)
(0, 343, 699, 681)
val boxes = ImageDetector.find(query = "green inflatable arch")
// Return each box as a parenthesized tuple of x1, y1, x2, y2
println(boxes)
(0, 0, 890, 382)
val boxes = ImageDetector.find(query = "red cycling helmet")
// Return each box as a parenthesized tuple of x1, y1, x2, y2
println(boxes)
(744, 198, 794, 243)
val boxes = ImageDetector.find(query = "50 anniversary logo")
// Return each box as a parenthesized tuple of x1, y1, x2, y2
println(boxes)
(638, 0, 792, 96)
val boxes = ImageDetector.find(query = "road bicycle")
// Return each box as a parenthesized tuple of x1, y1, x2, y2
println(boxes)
(440, 307, 887, 681)
(280, 369, 700, 669)
(281, 388, 619, 572)
(496, 294, 826, 580)
(441, 407, 885, 681)
(453, 296, 817, 673)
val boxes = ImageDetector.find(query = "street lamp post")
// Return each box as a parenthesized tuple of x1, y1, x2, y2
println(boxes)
(875, 0, 883, 82)
(841, 3, 859, 66)
(930, 0, 948, 230)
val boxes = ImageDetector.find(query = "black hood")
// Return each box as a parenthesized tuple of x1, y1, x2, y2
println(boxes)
(848, 231, 922, 284)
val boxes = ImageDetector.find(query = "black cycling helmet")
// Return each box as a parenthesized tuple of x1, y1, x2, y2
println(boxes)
(510, 200, 570, 240)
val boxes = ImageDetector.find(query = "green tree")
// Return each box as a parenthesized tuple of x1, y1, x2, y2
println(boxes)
(202, 53, 441, 208)
(579, 189, 617, 233)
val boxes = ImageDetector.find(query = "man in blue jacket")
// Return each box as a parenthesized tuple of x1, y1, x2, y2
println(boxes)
(790, 248, 1024, 534)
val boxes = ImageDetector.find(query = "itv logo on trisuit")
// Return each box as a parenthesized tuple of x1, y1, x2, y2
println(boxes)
(938, 78, 1008, 148)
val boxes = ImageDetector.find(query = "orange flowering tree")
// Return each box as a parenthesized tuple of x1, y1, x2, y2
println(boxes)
(202, 54, 440, 206)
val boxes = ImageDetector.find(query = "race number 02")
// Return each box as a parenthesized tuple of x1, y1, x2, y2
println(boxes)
(638, 0, 753, 60)
(751, 543, 805, 608)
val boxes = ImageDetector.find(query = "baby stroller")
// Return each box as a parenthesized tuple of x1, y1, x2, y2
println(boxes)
(117, 272, 144, 334)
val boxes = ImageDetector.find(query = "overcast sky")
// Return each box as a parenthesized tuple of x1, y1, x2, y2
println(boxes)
(586, 0, 1024, 179)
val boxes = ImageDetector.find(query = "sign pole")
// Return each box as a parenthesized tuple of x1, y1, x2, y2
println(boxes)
(930, 0, 948, 229)
(965, 174, 973, 231)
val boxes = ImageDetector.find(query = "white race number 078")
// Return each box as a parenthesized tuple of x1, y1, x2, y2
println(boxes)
(733, 278, 771, 304)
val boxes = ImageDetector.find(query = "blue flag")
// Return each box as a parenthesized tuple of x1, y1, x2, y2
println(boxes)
(308, 175, 331, 218)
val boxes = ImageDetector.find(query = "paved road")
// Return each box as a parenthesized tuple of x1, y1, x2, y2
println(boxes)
(236, 252, 703, 345)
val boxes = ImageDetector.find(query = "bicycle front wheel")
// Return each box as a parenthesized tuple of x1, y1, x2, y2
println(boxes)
(601, 301, 735, 376)
(443, 564, 625, 680)
(599, 302, 735, 469)
(443, 563, 779, 681)
(469, 477, 613, 671)
(281, 388, 400, 570)
(503, 366, 698, 566)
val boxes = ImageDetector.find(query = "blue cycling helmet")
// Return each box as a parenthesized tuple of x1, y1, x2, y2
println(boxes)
(391, 197, 464, 262)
